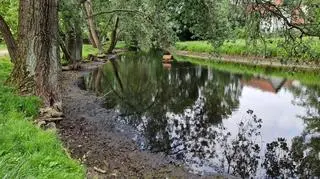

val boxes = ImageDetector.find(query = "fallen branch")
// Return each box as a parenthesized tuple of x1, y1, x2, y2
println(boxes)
(43, 117, 64, 122)
(93, 166, 107, 174)
(62, 63, 82, 71)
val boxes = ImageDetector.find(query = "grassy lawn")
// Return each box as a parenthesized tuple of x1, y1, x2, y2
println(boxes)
(83, 41, 126, 59)
(0, 57, 85, 178)
(175, 41, 214, 53)
(175, 38, 320, 60)
(114, 41, 126, 49)
(176, 55, 320, 86)
(82, 44, 99, 59)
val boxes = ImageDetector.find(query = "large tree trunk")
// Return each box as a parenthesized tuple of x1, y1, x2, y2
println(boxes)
(83, 0, 103, 53)
(9, 0, 61, 106)
(34, 0, 61, 106)
(9, 0, 37, 93)
(107, 16, 120, 54)
(0, 15, 17, 62)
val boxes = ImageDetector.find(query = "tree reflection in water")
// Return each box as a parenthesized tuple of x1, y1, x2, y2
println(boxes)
(220, 110, 262, 178)
(83, 52, 320, 178)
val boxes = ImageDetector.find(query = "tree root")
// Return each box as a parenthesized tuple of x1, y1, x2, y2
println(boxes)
(36, 103, 64, 130)
(87, 54, 109, 62)
(62, 63, 82, 71)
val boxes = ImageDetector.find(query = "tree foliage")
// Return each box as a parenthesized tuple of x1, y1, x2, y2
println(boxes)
(1, 0, 319, 57)
(0, 0, 18, 37)
(90, 0, 176, 50)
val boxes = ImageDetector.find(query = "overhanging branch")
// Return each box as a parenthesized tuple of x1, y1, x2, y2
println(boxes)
(88, 8, 154, 27)
(257, 1, 319, 37)
(89, 9, 145, 18)
(0, 15, 17, 62)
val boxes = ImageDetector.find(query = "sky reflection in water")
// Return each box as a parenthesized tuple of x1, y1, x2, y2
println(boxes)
(227, 86, 306, 143)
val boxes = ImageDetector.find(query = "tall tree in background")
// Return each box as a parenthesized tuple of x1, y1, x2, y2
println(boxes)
(60, 0, 84, 65)
(160, 0, 233, 47)
(107, 16, 120, 53)
(82, 0, 103, 53)
(0, 0, 61, 107)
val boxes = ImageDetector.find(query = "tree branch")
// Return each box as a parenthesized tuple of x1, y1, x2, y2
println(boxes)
(259, 1, 319, 37)
(89, 9, 154, 27)
(0, 15, 17, 62)
(90, 9, 145, 18)
(58, 35, 75, 63)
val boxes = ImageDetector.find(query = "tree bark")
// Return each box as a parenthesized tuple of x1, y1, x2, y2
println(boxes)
(83, 0, 103, 53)
(33, 0, 61, 106)
(8, 0, 61, 106)
(9, 0, 37, 92)
(107, 16, 119, 54)
(0, 15, 17, 62)
(88, 26, 97, 48)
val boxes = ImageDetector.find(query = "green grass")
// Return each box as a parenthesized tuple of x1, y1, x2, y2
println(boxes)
(82, 44, 99, 59)
(0, 57, 85, 178)
(175, 55, 320, 86)
(83, 41, 126, 59)
(175, 41, 214, 53)
(175, 39, 281, 56)
(175, 38, 320, 60)
(114, 41, 126, 49)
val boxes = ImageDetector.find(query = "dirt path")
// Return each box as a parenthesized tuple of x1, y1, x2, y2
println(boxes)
(0, 50, 8, 57)
(57, 59, 220, 178)
(174, 50, 320, 70)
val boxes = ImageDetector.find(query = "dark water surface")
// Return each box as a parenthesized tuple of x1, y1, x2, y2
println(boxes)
(84, 53, 320, 178)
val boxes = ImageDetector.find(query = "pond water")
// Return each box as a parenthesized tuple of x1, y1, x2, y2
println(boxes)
(84, 52, 320, 178)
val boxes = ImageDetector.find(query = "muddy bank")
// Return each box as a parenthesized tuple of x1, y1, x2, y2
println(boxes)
(57, 60, 218, 178)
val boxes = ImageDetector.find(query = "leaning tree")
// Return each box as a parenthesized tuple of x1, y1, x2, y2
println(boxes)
(0, 0, 61, 107)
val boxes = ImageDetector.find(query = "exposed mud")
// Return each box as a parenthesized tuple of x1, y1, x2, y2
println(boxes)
(57, 59, 219, 178)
